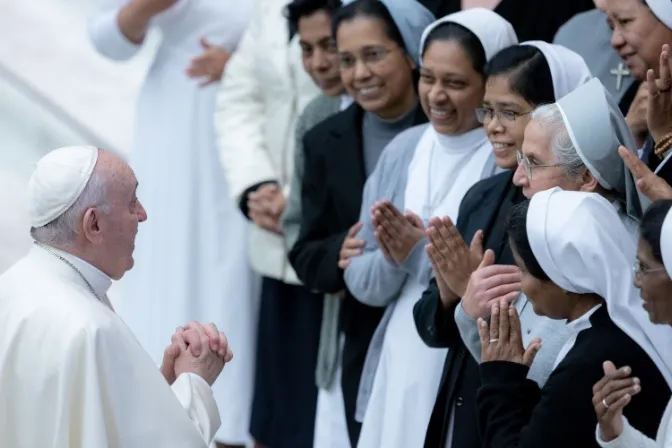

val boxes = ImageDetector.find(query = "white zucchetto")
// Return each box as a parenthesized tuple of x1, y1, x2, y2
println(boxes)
(28, 146, 99, 227)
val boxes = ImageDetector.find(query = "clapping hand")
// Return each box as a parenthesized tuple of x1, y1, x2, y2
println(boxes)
(462, 249, 522, 320)
(161, 321, 233, 386)
(593, 361, 640, 442)
(646, 44, 672, 144)
(479, 299, 541, 366)
(248, 184, 285, 234)
(425, 217, 484, 299)
(626, 83, 649, 148)
(371, 201, 425, 265)
(619, 146, 672, 201)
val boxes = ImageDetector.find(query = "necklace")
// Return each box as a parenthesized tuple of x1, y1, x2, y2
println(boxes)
(34, 241, 110, 308)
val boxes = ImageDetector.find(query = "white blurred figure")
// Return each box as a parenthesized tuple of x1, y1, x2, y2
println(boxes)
(88, 1, 259, 447)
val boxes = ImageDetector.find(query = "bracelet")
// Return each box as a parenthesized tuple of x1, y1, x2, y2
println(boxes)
(654, 132, 672, 159)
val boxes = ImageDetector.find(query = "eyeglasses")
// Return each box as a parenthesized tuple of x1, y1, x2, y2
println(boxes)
(339, 46, 394, 69)
(633, 260, 666, 279)
(475, 107, 531, 125)
(516, 151, 565, 180)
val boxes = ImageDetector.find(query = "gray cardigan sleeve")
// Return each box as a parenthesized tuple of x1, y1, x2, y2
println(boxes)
(343, 131, 420, 307)
(280, 107, 310, 249)
(455, 302, 482, 362)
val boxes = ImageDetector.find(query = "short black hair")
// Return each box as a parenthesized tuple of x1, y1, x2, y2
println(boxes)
(484, 45, 555, 106)
(421, 22, 486, 75)
(331, 0, 405, 52)
(286, 0, 342, 41)
(506, 200, 550, 281)
(640, 199, 672, 264)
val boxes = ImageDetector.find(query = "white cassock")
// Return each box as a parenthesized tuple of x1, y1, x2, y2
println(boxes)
(357, 126, 497, 448)
(0, 245, 220, 447)
(88, 1, 260, 443)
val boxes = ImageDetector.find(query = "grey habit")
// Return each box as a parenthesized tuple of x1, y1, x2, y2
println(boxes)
(281, 94, 343, 389)
(553, 9, 635, 107)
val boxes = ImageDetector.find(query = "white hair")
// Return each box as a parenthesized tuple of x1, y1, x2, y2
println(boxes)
(30, 170, 110, 247)
(530, 103, 586, 180)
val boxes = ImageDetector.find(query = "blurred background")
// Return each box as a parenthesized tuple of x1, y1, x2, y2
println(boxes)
(0, 1, 160, 304)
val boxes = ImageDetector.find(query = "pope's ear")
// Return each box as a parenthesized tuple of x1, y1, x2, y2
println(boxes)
(578, 168, 600, 193)
(81, 208, 103, 243)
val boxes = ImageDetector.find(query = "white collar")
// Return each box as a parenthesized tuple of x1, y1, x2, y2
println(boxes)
(566, 303, 601, 334)
(340, 95, 353, 111)
(37, 243, 112, 301)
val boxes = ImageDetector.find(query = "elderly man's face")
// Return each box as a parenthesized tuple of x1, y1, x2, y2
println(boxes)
(604, 0, 672, 79)
(513, 120, 581, 198)
(93, 153, 147, 280)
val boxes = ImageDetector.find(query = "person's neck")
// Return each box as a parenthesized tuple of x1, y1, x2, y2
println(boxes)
(566, 294, 603, 323)
(50, 242, 111, 279)
(375, 91, 417, 121)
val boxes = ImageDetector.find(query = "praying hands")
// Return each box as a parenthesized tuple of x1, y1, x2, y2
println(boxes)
(371, 200, 425, 265)
(160, 321, 232, 386)
(425, 217, 484, 300)
(478, 299, 542, 367)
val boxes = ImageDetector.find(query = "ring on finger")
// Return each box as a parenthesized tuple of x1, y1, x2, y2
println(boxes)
(489, 338, 499, 344)
(602, 398, 609, 409)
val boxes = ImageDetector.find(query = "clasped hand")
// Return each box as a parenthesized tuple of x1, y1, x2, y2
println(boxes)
(248, 184, 285, 235)
(160, 321, 233, 386)
(479, 299, 541, 367)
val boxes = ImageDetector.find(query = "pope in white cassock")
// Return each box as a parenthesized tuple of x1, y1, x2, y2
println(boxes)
(0, 146, 231, 447)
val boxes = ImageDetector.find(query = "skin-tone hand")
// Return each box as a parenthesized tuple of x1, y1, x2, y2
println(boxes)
(462, 249, 522, 320)
(160, 321, 233, 385)
(371, 204, 394, 262)
(338, 222, 364, 269)
(618, 146, 672, 201)
(593, 361, 640, 442)
(479, 299, 542, 366)
(248, 184, 284, 234)
(118, 0, 178, 44)
(186, 37, 232, 87)
(626, 83, 649, 148)
(172, 329, 225, 386)
(425, 217, 484, 298)
(647, 44, 672, 144)
(372, 201, 426, 265)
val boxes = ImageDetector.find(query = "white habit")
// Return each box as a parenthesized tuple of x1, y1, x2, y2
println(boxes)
(0, 246, 220, 447)
(88, 1, 260, 443)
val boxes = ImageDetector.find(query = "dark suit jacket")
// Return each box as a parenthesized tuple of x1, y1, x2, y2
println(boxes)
(641, 136, 672, 186)
(289, 102, 427, 446)
(413, 171, 526, 447)
(478, 305, 671, 447)
(417, 0, 593, 43)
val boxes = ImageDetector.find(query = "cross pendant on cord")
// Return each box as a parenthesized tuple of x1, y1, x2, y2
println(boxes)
(610, 63, 631, 91)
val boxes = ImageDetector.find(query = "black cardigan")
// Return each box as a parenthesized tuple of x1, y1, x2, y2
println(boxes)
(478, 305, 670, 447)
(413, 171, 526, 447)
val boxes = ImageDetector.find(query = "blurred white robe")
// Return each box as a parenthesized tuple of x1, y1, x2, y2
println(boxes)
(0, 246, 220, 447)
(88, 1, 259, 443)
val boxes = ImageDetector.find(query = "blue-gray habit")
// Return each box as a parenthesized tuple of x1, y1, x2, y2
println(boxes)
(343, 124, 435, 420)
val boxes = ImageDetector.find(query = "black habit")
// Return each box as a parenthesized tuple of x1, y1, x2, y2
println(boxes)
(417, 0, 594, 43)
(289, 102, 428, 447)
(478, 305, 671, 447)
(413, 171, 526, 447)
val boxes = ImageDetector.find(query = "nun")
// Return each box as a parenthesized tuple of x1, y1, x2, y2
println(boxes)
(476, 188, 671, 447)
(342, 8, 517, 448)
(412, 41, 593, 446)
(450, 41, 593, 386)
(553, 2, 637, 115)
(513, 77, 646, 237)
(602, 0, 672, 180)
(595, 199, 672, 447)
(287, 0, 434, 445)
